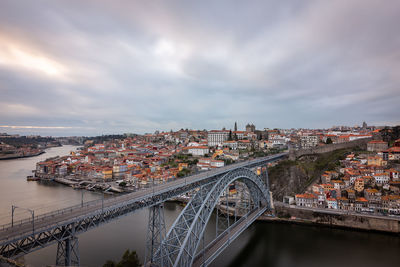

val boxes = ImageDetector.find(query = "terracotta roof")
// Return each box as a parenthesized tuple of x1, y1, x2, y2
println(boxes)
(295, 193, 317, 199)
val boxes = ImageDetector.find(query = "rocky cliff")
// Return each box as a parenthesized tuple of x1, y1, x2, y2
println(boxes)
(269, 148, 353, 200)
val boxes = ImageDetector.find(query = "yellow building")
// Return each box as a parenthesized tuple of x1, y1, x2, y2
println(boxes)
(354, 178, 364, 192)
(212, 149, 224, 159)
(102, 168, 113, 181)
(178, 163, 188, 171)
(367, 156, 385, 166)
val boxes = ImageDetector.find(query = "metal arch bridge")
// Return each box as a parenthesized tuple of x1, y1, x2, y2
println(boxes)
(0, 153, 287, 266)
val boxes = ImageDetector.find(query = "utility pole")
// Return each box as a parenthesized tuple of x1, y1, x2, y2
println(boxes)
(11, 205, 35, 234)
(102, 193, 104, 212)
(81, 190, 84, 208)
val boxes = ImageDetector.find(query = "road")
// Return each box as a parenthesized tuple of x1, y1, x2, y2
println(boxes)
(275, 202, 400, 221)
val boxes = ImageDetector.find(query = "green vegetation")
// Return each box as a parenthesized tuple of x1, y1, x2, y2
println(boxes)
(381, 126, 400, 143)
(268, 159, 297, 178)
(174, 153, 191, 160)
(224, 158, 234, 165)
(103, 249, 140, 267)
(85, 135, 126, 144)
(0, 136, 59, 148)
(268, 148, 354, 200)
(165, 154, 198, 168)
(177, 168, 191, 177)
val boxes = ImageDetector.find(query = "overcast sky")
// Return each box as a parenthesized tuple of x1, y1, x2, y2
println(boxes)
(0, 0, 399, 136)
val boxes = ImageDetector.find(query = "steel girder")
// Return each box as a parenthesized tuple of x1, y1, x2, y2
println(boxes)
(192, 206, 267, 267)
(145, 204, 166, 264)
(0, 177, 222, 259)
(56, 230, 80, 266)
(0, 153, 285, 262)
(154, 167, 269, 267)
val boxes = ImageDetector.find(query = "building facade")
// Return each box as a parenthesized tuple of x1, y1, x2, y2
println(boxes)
(207, 130, 230, 146)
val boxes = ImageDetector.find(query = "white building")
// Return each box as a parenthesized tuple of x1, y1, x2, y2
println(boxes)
(208, 130, 230, 146)
(223, 141, 238, 150)
(327, 198, 338, 209)
(373, 173, 389, 185)
(197, 158, 225, 170)
(184, 146, 209, 156)
(300, 135, 319, 149)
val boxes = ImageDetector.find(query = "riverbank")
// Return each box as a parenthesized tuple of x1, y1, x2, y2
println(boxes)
(266, 204, 400, 234)
(168, 197, 400, 234)
(0, 151, 45, 160)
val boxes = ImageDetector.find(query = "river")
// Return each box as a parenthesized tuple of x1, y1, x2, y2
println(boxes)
(1, 145, 400, 267)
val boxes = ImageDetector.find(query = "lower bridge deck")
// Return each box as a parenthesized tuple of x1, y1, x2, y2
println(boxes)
(193, 207, 266, 267)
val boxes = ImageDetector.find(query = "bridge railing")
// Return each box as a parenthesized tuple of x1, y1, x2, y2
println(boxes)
(1, 198, 104, 231)
(0, 153, 287, 234)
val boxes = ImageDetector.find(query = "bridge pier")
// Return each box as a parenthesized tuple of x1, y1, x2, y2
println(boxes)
(145, 204, 166, 265)
(0, 155, 285, 266)
(261, 168, 272, 209)
(56, 223, 80, 266)
(56, 236, 79, 266)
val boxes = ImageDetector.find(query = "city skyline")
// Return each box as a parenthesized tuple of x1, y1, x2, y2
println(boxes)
(1, 0, 400, 136)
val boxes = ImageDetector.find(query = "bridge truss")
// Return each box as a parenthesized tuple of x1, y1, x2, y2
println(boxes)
(0, 154, 284, 266)
(148, 167, 271, 267)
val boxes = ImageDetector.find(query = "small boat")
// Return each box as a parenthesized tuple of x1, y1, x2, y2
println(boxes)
(27, 176, 39, 181)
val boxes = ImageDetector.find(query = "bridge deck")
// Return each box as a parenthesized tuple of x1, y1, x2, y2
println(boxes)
(193, 207, 266, 267)
(0, 153, 286, 253)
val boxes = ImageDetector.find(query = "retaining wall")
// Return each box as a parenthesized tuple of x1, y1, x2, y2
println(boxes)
(289, 138, 372, 160)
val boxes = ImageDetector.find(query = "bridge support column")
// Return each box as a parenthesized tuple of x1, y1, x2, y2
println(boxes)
(145, 204, 166, 265)
(56, 223, 79, 266)
(56, 236, 79, 266)
(261, 168, 272, 210)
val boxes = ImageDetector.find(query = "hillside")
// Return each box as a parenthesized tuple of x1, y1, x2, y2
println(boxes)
(268, 148, 355, 200)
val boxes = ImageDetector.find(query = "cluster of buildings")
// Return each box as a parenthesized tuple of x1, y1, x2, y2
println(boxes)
(0, 133, 61, 159)
(36, 137, 185, 187)
(294, 138, 400, 214)
(32, 122, 395, 193)
(32, 123, 277, 190)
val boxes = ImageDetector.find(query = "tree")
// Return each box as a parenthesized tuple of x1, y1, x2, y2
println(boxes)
(228, 130, 233, 141)
(117, 250, 141, 267)
(326, 137, 333, 144)
(103, 250, 141, 267)
(234, 122, 237, 132)
(103, 260, 116, 267)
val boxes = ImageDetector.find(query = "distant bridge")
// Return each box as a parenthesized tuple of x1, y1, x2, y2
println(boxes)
(0, 153, 287, 266)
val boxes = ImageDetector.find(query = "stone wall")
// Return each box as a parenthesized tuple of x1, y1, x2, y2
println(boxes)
(274, 205, 400, 233)
(289, 138, 372, 160)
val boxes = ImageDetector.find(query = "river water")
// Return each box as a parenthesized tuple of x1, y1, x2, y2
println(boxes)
(1, 145, 400, 267)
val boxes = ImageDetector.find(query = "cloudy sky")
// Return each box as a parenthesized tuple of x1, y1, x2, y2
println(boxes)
(0, 0, 399, 136)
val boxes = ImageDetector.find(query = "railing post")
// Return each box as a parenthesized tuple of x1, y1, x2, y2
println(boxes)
(11, 205, 15, 227)
(102, 193, 104, 212)
(32, 210, 34, 235)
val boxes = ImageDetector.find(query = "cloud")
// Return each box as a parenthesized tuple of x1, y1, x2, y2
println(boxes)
(0, 0, 399, 136)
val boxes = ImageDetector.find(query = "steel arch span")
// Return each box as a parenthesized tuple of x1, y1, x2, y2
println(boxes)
(154, 167, 270, 267)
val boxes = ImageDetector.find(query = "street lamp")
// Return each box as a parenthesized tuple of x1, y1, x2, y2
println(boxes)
(81, 190, 85, 207)
(12, 205, 35, 234)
